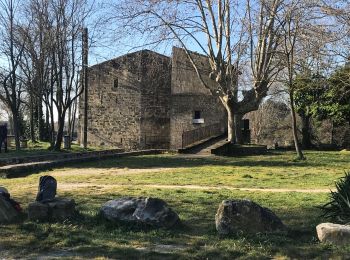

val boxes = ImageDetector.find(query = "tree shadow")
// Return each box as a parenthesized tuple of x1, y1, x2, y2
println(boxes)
(69, 153, 339, 170)
(6, 150, 349, 178)
(2, 194, 348, 260)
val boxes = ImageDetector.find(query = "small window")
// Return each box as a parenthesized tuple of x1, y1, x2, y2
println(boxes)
(113, 78, 118, 89)
(194, 111, 201, 119)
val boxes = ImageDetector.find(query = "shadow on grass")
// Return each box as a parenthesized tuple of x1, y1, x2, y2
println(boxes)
(6, 150, 349, 179)
(1, 203, 348, 259)
(71, 152, 349, 170)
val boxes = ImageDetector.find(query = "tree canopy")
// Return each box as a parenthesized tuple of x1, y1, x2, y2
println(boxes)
(294, 63, 350, 125)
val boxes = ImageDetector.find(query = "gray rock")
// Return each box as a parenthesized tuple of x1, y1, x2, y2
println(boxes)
(28, 197, 76, 221)
(28, 201, 49, 221)
(47, 198, 76, 221)
(316, 223, 350, 245)
(0, 196, 19, 223)
(101, 197, 140, 222)
(100, 197, 179, 228)
(215, 199, 286, 235)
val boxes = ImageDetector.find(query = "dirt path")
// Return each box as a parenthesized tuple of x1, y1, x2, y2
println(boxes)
(50, 167, 186, 177)
(56, 183, 330, 193)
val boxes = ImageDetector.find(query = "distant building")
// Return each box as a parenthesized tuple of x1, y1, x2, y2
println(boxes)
(79, 47, 227, 150)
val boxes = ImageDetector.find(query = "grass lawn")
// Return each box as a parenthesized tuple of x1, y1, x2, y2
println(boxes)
(0, 150, 350, 259)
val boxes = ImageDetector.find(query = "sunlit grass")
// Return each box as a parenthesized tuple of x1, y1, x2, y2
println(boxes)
(0, 150, 350, 259)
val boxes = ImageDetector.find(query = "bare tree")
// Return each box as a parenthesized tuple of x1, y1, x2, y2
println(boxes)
(18, 0, 93, 150)
(0, 0, 27, 150)
(319, 1, 349, 61)
(19, 0, 54, 143)
(246, 99, 290, 145)
(49, 0, 92, 150)
(278, 0, 330, 159)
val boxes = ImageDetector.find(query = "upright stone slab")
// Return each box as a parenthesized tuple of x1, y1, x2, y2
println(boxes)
(0, 196, 19, 223)
(28, 197, 76, 221)
(215, 199, 286, 235)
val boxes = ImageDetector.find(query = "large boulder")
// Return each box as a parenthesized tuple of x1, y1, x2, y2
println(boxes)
(316, 223, 350, 246)
(28, 197, 76, 221)
(215, 199, 286, 235)
(0, 196, 19, 223)
(100, 197, 179, 228)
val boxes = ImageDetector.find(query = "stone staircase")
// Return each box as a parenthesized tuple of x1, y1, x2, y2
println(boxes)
(180, 135, 228, 155)
(194, 137, 228, 155)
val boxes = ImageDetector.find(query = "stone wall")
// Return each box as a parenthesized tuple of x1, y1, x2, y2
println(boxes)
(79, 50, 172, 150)
(79, 52, 143, 150)
(140, 51, 171, 149)
(170, 47, 227, 149)
(79, 47, 227, 150)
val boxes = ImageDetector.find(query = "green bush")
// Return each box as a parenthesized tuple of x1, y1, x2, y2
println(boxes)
(320, 171, 350, 223)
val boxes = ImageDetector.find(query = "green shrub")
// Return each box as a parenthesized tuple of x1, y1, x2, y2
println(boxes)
(320, 171, 350, 223)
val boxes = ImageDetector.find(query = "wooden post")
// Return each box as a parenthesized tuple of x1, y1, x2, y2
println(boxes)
(82, 27, 88, 149)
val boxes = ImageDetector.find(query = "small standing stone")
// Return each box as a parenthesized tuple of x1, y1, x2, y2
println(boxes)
(215, 199, 286, 235)
(316, 223, 350, 246)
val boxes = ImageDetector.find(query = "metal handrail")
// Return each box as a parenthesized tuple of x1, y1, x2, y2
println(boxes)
(181, 123, 223, 148)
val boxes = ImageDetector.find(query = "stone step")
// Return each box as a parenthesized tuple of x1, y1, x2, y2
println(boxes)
(195, 139, 229, 155)
(178, 135, 227, 154)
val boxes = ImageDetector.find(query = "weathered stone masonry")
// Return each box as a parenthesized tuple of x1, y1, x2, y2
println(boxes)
(79, 47, 226, 150)
(170, 47, 226, 149)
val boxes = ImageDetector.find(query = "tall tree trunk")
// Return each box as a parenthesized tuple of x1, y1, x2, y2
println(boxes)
(301, 115, 312, 148)
(29, 90, 35, 142)
(45, 103, 50, 141)
(54, 113, 65, 150)
(12, 110, 20, 151)
(330, 119, 334, 145)
(8, 115, 14, 135)
(37, 95, 44, 141)
(234, 113, 243, 144)
(30, 100, 35, 143)
(290, 92, 305, 160)
(50, 78, 55, 148)
(70, 98, 77, 141)
(220, 97, 236, 143)
(225, 103, 235, 143)
(67, 103, 72, 142)
(71, 117, 76, 142)
(49, 104, 55, 149)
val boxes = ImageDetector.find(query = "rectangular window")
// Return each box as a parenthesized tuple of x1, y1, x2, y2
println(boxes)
(194, 110, 201, 119)
(193, 110, 204, 124)
(113, 78, 118, 89)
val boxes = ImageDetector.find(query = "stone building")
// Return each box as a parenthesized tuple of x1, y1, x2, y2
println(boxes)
(79, 47, 226, 150)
